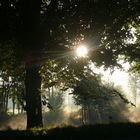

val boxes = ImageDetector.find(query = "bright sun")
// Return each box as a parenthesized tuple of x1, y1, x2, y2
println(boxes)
(76, 45, 88, 57)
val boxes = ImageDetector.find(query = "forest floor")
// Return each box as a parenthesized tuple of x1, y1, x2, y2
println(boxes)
(0, 123, 140, 140)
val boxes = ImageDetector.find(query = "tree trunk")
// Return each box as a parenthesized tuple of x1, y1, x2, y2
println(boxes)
(19, 0, 43, 128)
(5, 80, 9, 113)
(5, 91, 8, 113)
(12, 98, 15, 115)
(0, 81, 4, 113)
(25, 66, 43, 128)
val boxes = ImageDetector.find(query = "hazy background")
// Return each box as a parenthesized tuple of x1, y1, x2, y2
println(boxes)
(0, 64, 140, 130)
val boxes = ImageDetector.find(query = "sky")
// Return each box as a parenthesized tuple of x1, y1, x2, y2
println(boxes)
(89, 62, 139, 104)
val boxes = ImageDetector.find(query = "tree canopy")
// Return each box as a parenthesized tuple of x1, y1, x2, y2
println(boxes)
(0, 0, 140, 67)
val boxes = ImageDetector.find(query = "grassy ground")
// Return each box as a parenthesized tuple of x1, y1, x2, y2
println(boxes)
(0, 123, 140, 140)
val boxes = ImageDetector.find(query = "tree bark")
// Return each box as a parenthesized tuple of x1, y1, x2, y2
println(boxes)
(25, 65, 43, 128)
(19, 0, 43, 128)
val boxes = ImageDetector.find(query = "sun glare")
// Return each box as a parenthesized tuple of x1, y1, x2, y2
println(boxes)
(76, 45, 88, 57)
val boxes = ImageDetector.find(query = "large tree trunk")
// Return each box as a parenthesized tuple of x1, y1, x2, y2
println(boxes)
(25, 65, 43, 128)
(19, 0, 43, 128)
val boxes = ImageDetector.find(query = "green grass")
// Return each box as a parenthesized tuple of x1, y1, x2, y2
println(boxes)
(0, 123, 140, 139)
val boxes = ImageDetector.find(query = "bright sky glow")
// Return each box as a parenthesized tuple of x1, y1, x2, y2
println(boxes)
(76, 45, 88, 57)
(89, 62, 138, 104)
(89, 63, 129, 89)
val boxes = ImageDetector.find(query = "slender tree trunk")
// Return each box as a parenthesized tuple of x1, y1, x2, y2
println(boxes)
(2, 81, 5, 112)
(3, 82, 7, 112)
(5, 80, 9, 113)
(82, 104, 86, 125)
(0, 81, 4, 112)
(87, 104, 90, 124)
(5, 91, 8, 113)
(12, 98, 15, 115)
(84, 105, 87, 125)
(17, 103, 20, 114)
(51, 86, 54, 107)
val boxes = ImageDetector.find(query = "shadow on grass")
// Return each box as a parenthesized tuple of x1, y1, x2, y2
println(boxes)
(0, 123, 140, 140)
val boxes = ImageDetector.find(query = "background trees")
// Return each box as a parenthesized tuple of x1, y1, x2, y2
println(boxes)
(71, 71, 134, 125)
(0, 41, 24, 114)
